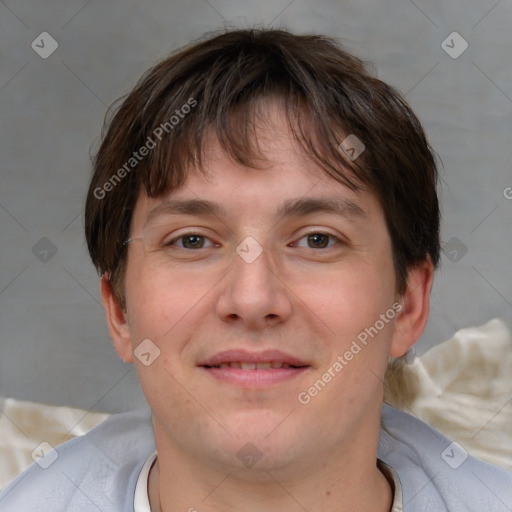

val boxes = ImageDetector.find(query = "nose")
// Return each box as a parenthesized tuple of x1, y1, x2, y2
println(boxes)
(215, 240, 293, 331)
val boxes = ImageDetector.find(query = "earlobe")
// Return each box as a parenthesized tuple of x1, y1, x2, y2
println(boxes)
(390, 258, 434, 358)
(100, 273, 134, 363)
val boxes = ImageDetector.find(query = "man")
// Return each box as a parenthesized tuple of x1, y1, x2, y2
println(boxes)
(1, 28, 510, 512)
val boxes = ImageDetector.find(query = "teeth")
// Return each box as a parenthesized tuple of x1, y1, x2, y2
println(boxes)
(214, 361, 293, 370)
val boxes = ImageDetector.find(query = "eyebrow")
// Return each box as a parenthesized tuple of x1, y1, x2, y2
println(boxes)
(145, 199, 228, 225)
(277, 197, 367, 221)
(145, 197, 366, 226)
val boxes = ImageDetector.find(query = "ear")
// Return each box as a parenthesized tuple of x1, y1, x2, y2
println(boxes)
(100, 273, 134, 363)
(390, 257, 434, 358)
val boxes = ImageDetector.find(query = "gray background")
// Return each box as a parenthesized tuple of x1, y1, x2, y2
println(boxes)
(1, 0, 511, 414)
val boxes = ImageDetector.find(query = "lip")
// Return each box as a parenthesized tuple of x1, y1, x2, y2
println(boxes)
(198, 349, 309, 368)
(198, 349, 311, 388)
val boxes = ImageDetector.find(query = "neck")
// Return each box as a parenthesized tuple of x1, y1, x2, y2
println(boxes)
(148, 416, 392, 512)
(149, 458, 392, 512)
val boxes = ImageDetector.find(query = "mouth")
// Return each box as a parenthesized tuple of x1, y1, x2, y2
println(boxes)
(198, 350, 310, 388)
(204, 361, 299, 370)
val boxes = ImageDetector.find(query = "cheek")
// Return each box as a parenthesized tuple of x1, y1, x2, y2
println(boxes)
(124, 263, 210, 344)
(123, 267, 206, 425)
(294, 266, 397, 431)
(293, 257, 396, 342)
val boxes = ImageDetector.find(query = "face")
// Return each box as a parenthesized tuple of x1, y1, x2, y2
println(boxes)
(106, 105, 425, 477)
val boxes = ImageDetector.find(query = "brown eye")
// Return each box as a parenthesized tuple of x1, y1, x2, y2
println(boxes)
(165, 233, 216, 249)
(307, 233, 330, 248)
(293, 232, 340, 249)
(181, 235, 205, 249)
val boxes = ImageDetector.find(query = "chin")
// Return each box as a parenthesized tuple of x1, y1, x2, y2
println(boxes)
(207, 411, 306, 470)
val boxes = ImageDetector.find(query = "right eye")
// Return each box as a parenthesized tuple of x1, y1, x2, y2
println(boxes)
(164, 233, 217, 250)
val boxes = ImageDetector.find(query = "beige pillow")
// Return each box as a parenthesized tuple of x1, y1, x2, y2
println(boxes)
(0, 397, 110, 489)
(385, 318, 512, 471)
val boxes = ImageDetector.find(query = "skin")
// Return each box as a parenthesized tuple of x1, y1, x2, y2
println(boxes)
(101, 104, 433, 512)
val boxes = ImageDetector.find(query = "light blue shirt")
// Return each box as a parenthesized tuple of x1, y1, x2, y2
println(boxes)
(0, 404, 510, 511)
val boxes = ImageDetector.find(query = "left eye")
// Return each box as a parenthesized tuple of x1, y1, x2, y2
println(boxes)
(295, 233, 339, 249)
(167, 234, 216, 249)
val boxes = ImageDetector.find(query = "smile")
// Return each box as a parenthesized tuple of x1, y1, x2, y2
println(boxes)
(198, 350, 310, 387)
(206, 361, 297, 370)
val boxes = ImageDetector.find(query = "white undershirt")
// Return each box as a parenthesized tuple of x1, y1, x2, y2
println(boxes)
(133, 454, 403, 512)
(134, 452, 157, 512)
(378, 460, 404, 512)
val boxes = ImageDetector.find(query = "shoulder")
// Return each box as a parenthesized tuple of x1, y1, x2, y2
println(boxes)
(0, 407, 155, 512)
(378, 403, 512, 511)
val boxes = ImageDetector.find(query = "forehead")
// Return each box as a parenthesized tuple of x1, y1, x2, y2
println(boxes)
(131, 104, 382, 228)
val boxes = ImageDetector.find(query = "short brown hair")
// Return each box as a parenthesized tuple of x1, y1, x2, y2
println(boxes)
(85, 28, 440, 309)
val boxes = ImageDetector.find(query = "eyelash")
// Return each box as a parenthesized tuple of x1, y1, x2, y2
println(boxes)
(166, 231, 343, 250)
